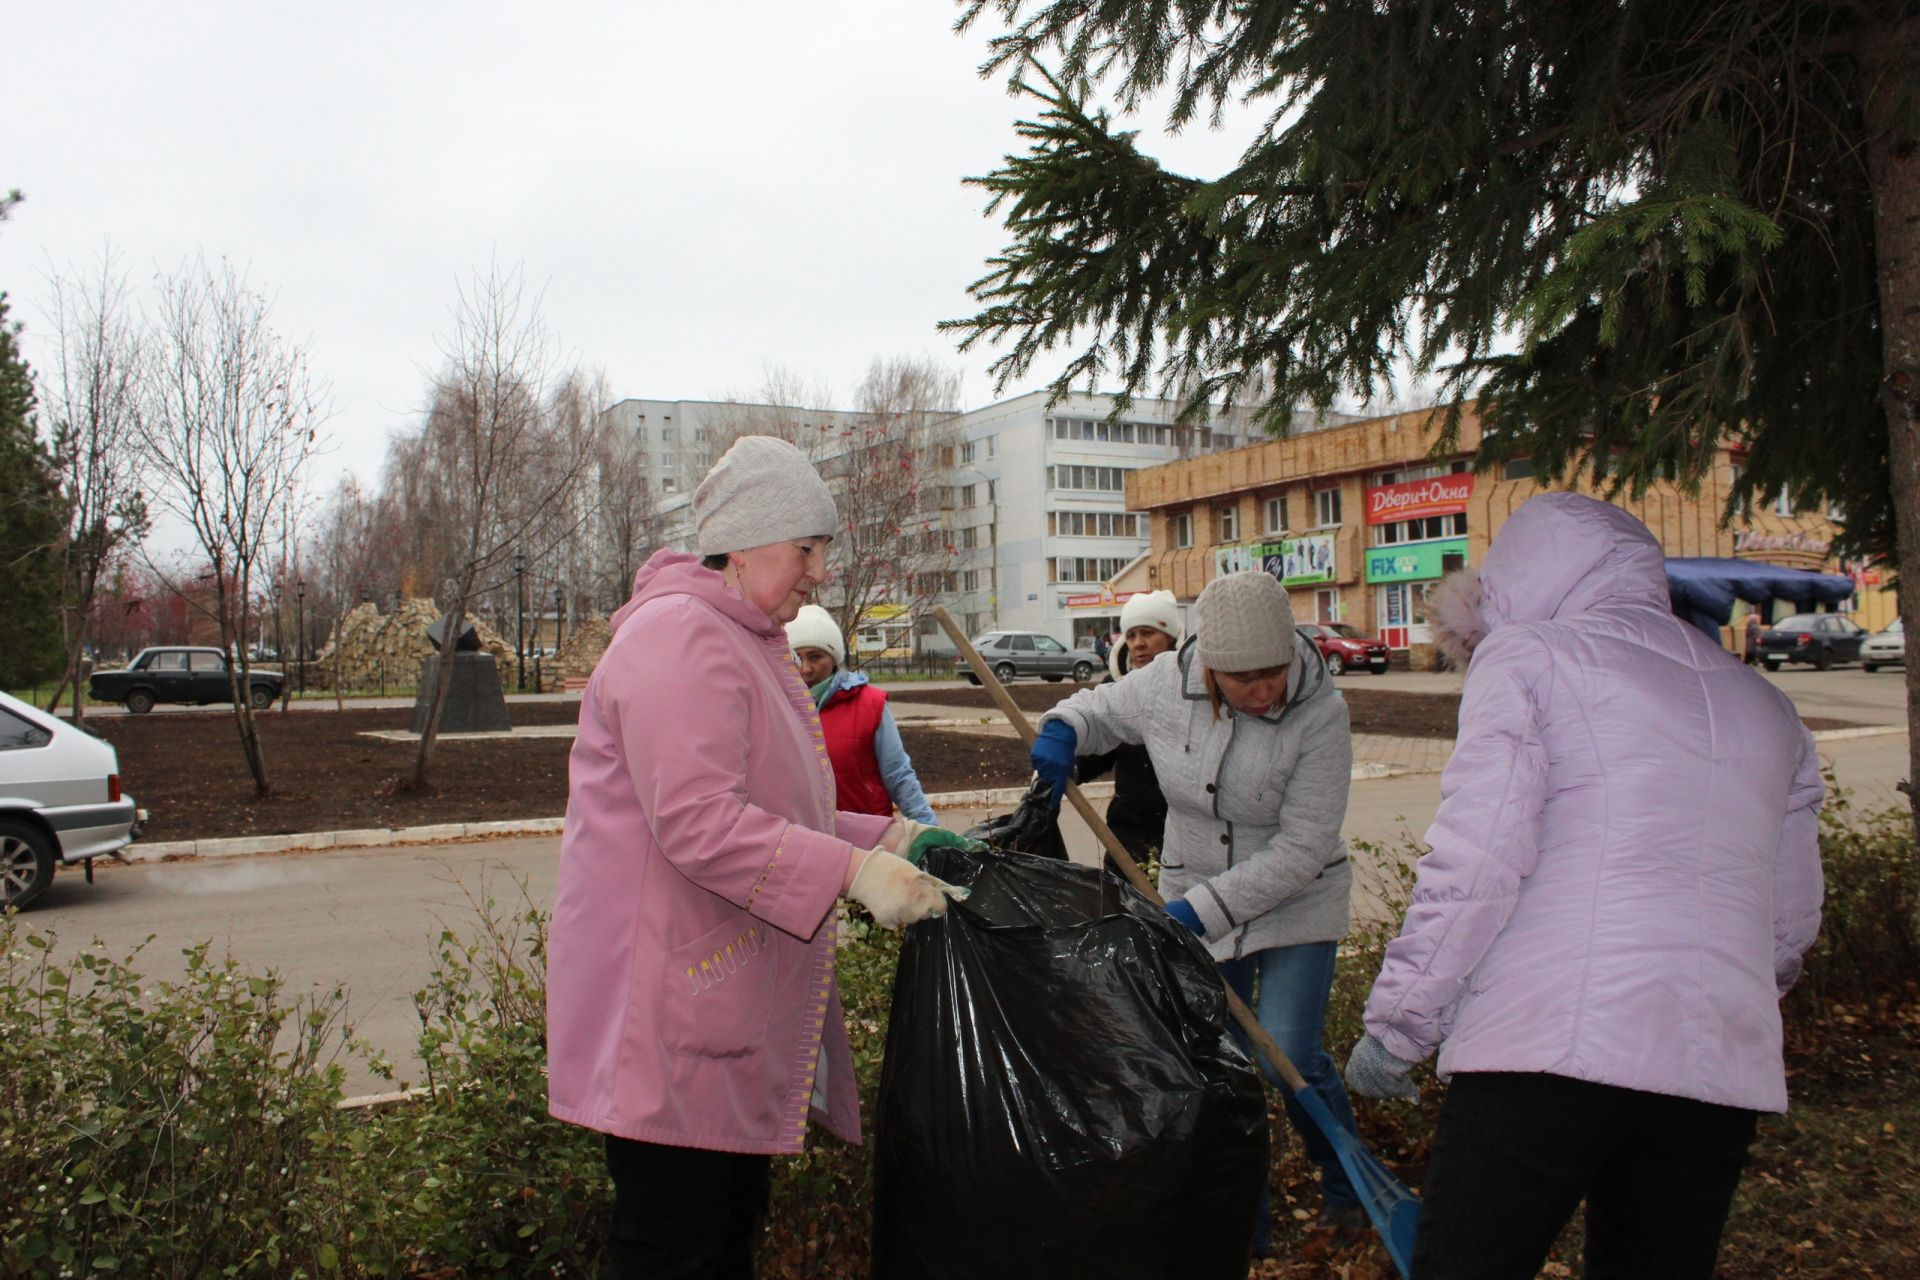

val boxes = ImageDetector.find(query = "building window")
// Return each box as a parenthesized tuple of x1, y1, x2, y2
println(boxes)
(661, 427, 675, 443)
(960, 484, 977, 508)
(1314, 487, 1342, 527)
(1051, 511, 1142, 538)
(1050, 556, 1132, 583)
(962, 569, 980, 592)
(1315, 588, 1342, 623)
(987, 435, 996, 458)
(1500, 457, 1535, 481)
(1174, 512, 1194, 548)
(1773, 490, 1794, 516)
(1047, 465, 1132, 493)
(661, 477, 676, 493)
(961, 441, 976, 464)
(1215, 505, 1239, 543)
(1371, 512, 1469, 546)
(1263, 496, 1287, 534)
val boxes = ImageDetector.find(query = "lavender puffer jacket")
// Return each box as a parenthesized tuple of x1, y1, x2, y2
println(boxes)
(1363, 494, 1823, 1113)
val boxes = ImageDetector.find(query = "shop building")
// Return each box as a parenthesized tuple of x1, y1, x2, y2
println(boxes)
(1125, 404, 1883, 664)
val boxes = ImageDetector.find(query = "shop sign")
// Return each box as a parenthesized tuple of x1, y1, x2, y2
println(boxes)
(1064, 587, 1144, 609)
(1364, 537, 1469, 584)
(1365, 473, 1475, 525)
(1215, 534, 1336, 585)
(1733, 528, 1831, 555)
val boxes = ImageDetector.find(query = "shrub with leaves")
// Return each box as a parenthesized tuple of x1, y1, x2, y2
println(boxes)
(0, 919, 358, 1278)
(1791, 777, 1920, 1011)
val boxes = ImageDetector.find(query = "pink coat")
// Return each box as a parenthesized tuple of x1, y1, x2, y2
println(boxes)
(546, 551, 892, 1153)
(1363, 494, 1824, 1114)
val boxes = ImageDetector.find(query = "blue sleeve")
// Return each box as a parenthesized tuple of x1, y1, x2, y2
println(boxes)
(874, 706, 938, 823)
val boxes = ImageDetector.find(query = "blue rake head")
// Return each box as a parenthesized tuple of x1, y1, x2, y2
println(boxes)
(1292, 1085, 1420, 1280)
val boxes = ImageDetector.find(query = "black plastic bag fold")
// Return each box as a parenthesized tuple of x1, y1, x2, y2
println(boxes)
(962, 775, 1068, 860)
(873, 846, 1267, 1280)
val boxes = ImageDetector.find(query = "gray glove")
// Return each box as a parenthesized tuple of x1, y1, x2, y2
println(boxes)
(1344, 1033, 1421, 1101)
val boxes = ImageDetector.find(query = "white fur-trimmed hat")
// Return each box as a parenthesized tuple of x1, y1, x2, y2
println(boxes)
(784, 604, 845, 666)
(693, 436, 838, 555)
(1196, 571, 1296, 672)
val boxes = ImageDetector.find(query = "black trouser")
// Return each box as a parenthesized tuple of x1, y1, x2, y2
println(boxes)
(604, 1134, 772, 1280)
(1413, 1072, 1759, 1280)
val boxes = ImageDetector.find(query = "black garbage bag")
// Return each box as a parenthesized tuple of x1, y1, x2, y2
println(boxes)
(873, 846, 1267, 1280)
(961, 775, 1068, 860)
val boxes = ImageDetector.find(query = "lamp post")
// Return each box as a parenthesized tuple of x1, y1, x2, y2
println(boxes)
(294, 579, 306, 695)
(271, 575, 286, 682)
(513, 551, 527, 691)
(554, 584, 566, 655)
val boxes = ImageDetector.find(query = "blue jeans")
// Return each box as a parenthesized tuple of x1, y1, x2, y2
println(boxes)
(1218, 942, 1361, 1246)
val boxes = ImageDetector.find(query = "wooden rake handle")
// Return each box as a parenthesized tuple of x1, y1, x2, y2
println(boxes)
(932, 606, 1311, 1095)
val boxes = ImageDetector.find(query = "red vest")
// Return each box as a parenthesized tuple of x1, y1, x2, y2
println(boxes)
(819, 682, 892, 816)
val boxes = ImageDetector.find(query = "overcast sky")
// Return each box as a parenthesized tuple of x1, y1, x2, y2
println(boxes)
(2, 2, 1266, 495)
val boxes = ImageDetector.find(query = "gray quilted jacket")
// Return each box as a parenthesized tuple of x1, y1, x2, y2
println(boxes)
(1041, 633, 1352, 960)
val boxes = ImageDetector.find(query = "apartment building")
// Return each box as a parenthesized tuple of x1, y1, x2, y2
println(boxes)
(599, 397, 878, 497)
(1125, 404, 1883, 665)
(927, 390, 1361, 649)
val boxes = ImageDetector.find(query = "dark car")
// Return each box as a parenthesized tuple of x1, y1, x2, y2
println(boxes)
(1297, 622, 1391, 675)
(1756, 614, 1867, 671)
(88, 647, 284, 713)
(955, 631, 1103, 685)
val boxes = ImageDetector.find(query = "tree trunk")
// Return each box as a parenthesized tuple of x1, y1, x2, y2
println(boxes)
(1861, 13, 1920, 833)
(408, 583, 472, 791)
(223, 630, 273, 799)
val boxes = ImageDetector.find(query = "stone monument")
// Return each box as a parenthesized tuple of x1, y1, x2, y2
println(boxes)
(410, 612, 514, 733)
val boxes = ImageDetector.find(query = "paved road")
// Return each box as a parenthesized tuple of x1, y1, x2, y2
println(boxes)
(22, 726, 1909, 1097)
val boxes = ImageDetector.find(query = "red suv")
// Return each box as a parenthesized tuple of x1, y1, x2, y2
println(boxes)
(1297, 623, 1391, 675)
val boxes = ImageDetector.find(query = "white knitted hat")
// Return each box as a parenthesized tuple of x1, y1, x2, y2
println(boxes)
(693, 436, 838, 555)
(1196, 571, 1296, 672)
(1119, 589, 1183, 642)
(784, 604, 845, 666)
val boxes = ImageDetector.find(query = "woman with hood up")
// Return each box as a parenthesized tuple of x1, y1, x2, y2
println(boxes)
(1030, 571, 1366, 1258)
(1345, 493, 1825, 1279)
(546, 436, 969, 1280)
(784, 603, 937, 824)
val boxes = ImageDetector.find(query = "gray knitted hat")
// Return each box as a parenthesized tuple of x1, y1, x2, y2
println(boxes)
(693, 436, 838, 555)
(1196, 571, 1296, 672)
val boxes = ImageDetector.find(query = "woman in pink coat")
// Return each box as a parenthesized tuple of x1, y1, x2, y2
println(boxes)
(547, 436, 964, 1280)
(1345, 493, 1824, 1279)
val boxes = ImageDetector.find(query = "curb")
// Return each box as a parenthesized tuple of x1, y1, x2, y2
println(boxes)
(1809, 724, 1907, 742)
(123, 817, 567, 863)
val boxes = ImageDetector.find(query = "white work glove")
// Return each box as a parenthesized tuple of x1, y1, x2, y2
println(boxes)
(880, 817, 937, 856)
(847, 848, 969, 929)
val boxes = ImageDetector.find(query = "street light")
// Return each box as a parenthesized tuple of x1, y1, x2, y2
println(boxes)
(294, 579, 307, 695)
(554, 584, 567, 655)
(513, 551, 527, 691)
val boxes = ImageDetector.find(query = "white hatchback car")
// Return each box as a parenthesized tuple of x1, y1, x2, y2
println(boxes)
(1860, 618, 1905, 672)
(1, 691, 142, 909)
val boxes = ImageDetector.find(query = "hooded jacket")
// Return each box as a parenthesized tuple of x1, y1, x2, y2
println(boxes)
(813, 670, 937, 824)
(1363, 493, 1824, 1113)
(1042, 631, 1352, 960)
(546, 551, 893, 1153)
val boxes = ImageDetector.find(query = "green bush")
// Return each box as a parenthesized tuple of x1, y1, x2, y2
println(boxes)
(1791, 778, 1919, 1010)
(0, 921, 359, 1278)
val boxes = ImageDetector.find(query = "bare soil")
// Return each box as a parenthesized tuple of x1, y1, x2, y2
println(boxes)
(88, 689, 1864, 844)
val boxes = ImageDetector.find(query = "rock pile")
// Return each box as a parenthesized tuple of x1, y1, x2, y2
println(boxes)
(553, 616, 613, 685)
(311, 598, 515, 691)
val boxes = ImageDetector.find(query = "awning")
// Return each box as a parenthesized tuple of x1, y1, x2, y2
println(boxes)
(1665, 556, 1856, 638)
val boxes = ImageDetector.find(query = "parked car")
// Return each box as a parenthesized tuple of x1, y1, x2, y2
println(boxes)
(88, 647, 284, 713)
(1, 691, 142, 909)
(1296, 622, 1391, 675)
(1860, 618, 1905, 672)
(1756, 614, 1867, 671)
(956, 631, 1103, 684)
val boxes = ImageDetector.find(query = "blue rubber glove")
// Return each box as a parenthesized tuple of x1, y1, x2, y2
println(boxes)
(1164, 897, 1204, 937)
(1344, 1033, 1421, 1101)
(1029, 720, 1078, 811)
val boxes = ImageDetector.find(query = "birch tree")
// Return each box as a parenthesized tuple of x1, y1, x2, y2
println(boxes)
(140, 257, 328, 797)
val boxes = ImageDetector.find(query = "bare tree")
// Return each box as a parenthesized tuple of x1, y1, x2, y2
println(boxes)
(304, 474, 390, 707)
(592, 403, 666, 607)
(139, 257, 329, 797)
(820, 356, 962, 661)
(403, 262, 596, 790)
(38, 246, 150, 719)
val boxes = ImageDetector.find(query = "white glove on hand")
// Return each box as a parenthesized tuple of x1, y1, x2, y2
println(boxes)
(847, 848, 968, 929)
(880, 817, 938, 856)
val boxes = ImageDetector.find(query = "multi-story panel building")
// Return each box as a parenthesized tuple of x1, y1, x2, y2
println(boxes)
(928, 390, 1361, 649)
(1126, 403, 1884, 666)
(598, 397, 879, 497)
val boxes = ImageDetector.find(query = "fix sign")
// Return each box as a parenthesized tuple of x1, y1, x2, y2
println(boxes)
(1365, 473, 1475, 525)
